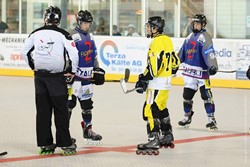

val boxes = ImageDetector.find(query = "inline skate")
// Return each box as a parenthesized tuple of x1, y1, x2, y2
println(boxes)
(206, 117, 218, 131)
(39, 144, 56, 155)
(160, 131, 175, 149)
(61, 138, 77, 156)
(82, 121, 102, 145)
(178, 111, 194, 129)
(136, 133, 160, 155)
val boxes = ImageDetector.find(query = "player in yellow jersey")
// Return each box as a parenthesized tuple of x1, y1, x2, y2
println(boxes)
(135, 16, 180, 155)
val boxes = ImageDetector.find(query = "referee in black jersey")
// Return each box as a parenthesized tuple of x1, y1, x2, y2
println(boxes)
(21, 6, 79, 155)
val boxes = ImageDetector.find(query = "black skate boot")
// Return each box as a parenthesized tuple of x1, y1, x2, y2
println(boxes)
(160, 130, 175, 149)
(39, 144, 56, 155)
(206, 117, 218, 131)
(178, 111, 194, 129)
(136, 132, 160, 155)
(81, 121, 102, 145)
(61, 138, 77, 156)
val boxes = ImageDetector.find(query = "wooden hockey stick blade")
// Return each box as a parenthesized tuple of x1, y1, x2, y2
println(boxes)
(124, 68, 130, 82)
(0, 151, 7, 156)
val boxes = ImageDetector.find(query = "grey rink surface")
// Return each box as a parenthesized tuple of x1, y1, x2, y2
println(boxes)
(0, 76, 249, 167)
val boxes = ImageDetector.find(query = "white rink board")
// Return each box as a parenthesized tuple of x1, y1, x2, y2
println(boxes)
(0, 34, 249, 80)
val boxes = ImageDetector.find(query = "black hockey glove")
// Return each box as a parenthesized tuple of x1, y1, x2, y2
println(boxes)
(208, 66, 217, 75)
(93, 67, 105, 85)
(135, 74, 148, 94)
(247, 66, 250, 80)
(172, 67, 179, 75)
(65, 76, 75, 85)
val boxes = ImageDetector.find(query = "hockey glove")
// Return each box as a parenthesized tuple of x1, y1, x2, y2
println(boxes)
(93, 67, 105, 85)
(65, 76, 75, 85)
(247, 66, 250, 80)
(172, 67, 179, 75)
(208, 66, 217, 75)
(135, 74, 148, 94)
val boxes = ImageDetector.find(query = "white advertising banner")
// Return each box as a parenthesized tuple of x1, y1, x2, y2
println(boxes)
(94, 36, 150, 76)
(0, 34, 249, 81)
(0, 34, 29, 70)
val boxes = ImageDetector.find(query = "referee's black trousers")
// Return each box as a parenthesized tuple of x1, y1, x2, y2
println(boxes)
(34, 71, 72, 147)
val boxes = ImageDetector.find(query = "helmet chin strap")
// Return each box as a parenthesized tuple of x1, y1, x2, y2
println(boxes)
(147, 27, 158, 38)
(192, 29, 200, 33)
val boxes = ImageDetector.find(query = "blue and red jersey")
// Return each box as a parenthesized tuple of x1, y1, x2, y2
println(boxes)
(178, 29, 217, 79)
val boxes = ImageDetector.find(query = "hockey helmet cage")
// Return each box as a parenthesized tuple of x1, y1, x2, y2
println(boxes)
(77, 10, 93, 24)
(147, 16, 165, 33)
(44, 6, 62, 24)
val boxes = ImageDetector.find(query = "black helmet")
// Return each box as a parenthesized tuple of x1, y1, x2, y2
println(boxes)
(76, 10, 93, 24)
(147, 16, 165, 33)
(44, 6, 62, 24)
(191, 14, 207, 32)
(192, 14, 207, 25)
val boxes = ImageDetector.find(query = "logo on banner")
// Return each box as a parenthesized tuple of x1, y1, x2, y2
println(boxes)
(100, 40, 118, 66)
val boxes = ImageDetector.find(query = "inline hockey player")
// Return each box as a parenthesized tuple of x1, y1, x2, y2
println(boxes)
(177, 14, 218, 131)
(135, 16, 180, 155)
(67, 10, 105, 145)
(247, 66, 250, 79)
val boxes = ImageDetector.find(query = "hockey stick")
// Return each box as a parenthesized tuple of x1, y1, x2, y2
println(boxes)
(120, 68, 143, 94)
(0, 151, 7, 156)
(178, 68, 236, 73)
(65, 75, 94, 83)
(120, 78, 142, 94)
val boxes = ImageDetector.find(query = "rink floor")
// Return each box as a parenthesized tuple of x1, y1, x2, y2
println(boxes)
(0, 76, 249, 167)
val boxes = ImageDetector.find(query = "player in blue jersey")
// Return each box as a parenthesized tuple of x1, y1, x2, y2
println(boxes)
(177, 14, 218, 131)
(67, 10, 105, 144)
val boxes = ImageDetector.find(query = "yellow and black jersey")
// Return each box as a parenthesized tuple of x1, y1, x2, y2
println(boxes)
(143, 34, 180, 90)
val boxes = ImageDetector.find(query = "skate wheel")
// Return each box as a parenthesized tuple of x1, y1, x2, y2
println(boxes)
(147, 150, 153, 155)
(142, 151, 147, 155)
(170, 144, 175, 149)
(61, 150, 77, 156)
(164, 145, 169, 148)
(136, 150, 141, 155)
(84, 139, 102, 145)
(178, 125, 190, 130)
(208, 127, 218, 132)
(153, 150, 159, 155)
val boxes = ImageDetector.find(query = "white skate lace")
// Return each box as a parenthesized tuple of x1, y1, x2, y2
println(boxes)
(181, 116, 189, 123)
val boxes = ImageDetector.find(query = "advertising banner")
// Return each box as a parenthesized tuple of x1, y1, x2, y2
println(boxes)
(0, 34, 249, 83)
(0, 34, 29, 70)
(94, 36, 150, 76)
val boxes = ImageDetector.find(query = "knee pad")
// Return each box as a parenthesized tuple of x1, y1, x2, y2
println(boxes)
(200, 86, 213, 100)
(146, 119, 160, 133)
(183, 99, 193, 113)
(204, 100, 215, 115)
(149, 118, 160, 133)
(159, 108, 169, 119)
(159, 108, 171, 127)
(68, 95, 77, 109)
(151, 102, 160, 119)
(79, 99, 93, 110)
(81, 109, 92, 123)
(183, 88, 196, 100)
